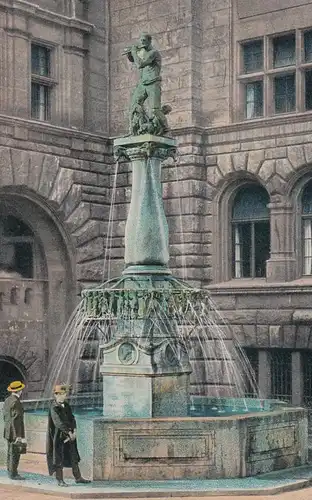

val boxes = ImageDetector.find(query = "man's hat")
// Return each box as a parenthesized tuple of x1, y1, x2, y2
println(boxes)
(7, 381, 25, 392)
(53, 384, 71, 395)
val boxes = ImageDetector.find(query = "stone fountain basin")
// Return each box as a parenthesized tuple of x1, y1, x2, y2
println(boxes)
(0, 401, 306, 481)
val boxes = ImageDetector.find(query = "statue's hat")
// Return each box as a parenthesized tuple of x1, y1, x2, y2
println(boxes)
(7, 381, 25, 392)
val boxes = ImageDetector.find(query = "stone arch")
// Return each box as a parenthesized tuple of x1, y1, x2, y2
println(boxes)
(211, 169, 270, 283)
(285, 164, 312, 198)
(282, 165, 312, 279)
(212, 170, 267, 204)
(206, 149, 310, 199)
(0, 181, 79, 397)
(0, 146, 86, 238)
(0, 356, 26, 401)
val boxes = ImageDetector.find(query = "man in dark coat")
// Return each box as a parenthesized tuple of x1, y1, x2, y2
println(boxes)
(46, 384, 90, 487)
(3, 380, 26, 480)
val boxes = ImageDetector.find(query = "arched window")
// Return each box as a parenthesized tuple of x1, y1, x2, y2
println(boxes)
(0, 215, 34, 278)
(232, 185, 270, 278)
(302, 180, 312, 275)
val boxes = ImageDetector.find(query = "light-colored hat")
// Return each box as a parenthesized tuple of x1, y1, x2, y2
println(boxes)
(53, 384, 71, 395)
(7, 381, 25, 392)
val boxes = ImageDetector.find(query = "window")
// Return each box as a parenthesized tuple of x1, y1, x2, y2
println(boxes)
(302, 351, 312, 408)
(0, 215, 34, 278)
(31, 45, 50, 76)
(240, 41, 264, 119)
(245, 81, 263, 118)
(273, 34, 295, 68)
(301, 180, 312, 275)
(304, 31, 312, 62)
(270, 350, 292, 402)
(231, 185, 270, 278)
(31, 44, 54, 121)
(238, 29, 312, 118)
(243, 40, 263, 73)
(305, 70, 312, 110)
(274, 74, 295, 113)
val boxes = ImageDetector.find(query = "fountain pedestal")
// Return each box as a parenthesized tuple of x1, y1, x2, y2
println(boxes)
(100, 335, 191, 418)
(98, 135, 191, 418)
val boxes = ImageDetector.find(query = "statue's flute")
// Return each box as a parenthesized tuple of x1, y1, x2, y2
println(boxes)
(122, 44, 144, 56)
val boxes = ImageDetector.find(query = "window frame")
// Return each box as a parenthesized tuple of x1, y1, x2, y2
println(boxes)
(269, 349, 292, 402)
(238, 28, 312, 120)
(231, 185, 270, 280)
(30, 41, 57, 123)
(300, 179, 312, 276)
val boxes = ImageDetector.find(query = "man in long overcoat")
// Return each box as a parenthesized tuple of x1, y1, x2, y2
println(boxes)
(46, 384, 90, 487)
(3, 380, 26, 480)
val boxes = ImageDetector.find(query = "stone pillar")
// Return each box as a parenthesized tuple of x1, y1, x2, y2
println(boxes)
(258, 350, 271, 399)
(97, 135, 192, 419)
(292, 351, 303, 406)
(114, 134, 176, 275)
(63, 27, 86, 128)
(266, 202, 296, 282)
(6, 13, 30, 119)
(100, 334, 191, 419)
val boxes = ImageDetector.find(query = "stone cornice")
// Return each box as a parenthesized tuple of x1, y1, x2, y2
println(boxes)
(205, 111, 312, 140)
(0, 112, 111, 145)
(5, 27, 30, 38)
(170, 126, 206, 137)
(63, 44, 88, 56)
(0, 0, 94, 32)
(206, 278, 312, 294)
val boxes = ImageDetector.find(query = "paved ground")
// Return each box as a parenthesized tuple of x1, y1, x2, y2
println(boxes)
(0, 487, 311, 500)
(0, 454, 311, 500)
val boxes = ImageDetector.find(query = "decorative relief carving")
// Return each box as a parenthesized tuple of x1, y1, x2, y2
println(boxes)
(117, 342, 138, 365)
(114, 143, 177, 162)
(247, 424, 296, 461)
(113, 429, 216, 466)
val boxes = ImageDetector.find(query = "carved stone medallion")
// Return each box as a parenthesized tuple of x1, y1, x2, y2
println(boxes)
(118, 342, 138, 365)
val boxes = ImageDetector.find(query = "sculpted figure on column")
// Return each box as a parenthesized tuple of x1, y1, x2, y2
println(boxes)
(123, 33, 171, 136)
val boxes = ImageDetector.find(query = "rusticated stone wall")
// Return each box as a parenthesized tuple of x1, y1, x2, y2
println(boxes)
(204, 114, 312, 404)
(0, 118, 113, 397)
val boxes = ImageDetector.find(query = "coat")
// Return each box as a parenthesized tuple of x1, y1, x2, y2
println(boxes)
(46, 400, 80, 475)
(3, 394, 25, 443)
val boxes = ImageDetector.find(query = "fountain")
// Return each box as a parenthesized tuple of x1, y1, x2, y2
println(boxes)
(6, 32, 308, 482)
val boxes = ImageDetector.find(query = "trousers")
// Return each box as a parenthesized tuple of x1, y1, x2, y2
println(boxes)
(55, 462, 81, 481)
(7, 442, 21, 477)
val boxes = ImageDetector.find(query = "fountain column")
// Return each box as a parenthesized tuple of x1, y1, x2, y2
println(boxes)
(98, 134, 192, 418)
(116, 134, 175, 274)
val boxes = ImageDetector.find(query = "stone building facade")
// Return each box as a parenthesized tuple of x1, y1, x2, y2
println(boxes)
(2, 0, 312, 405)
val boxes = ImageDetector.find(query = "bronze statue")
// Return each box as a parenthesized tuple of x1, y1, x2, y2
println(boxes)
(123, 33, 171, 136)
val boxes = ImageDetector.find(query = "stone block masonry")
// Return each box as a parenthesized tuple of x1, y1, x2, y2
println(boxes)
(11, 406, 307, 480)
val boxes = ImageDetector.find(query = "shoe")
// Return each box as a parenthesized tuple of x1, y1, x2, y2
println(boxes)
(57, 480, 68, 487)
(10, 474, 25, 480)
(75, 477, 91, 484)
